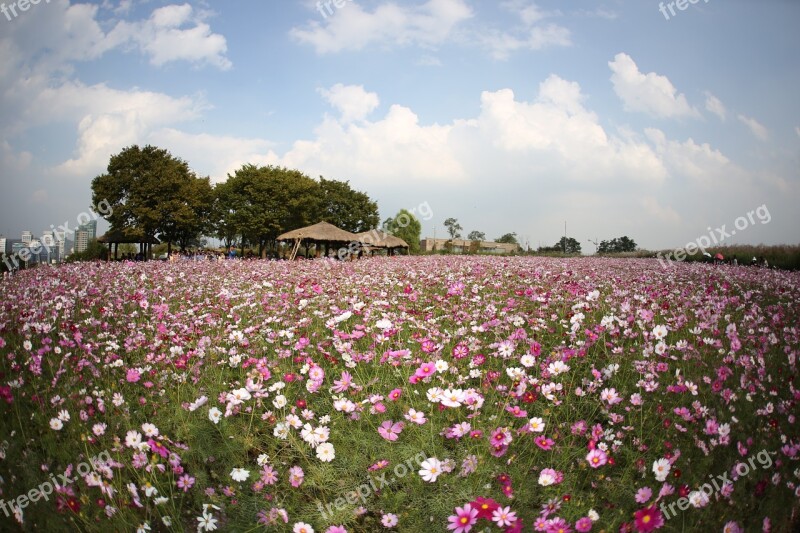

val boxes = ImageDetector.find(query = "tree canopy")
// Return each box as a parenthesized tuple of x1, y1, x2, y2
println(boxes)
(92, 146, 381, 255)
(495, 232, 518, 244)
(383, 210, 421, 254)
(597, 236, 637, 254)
(444, 218, 462, 240)
(467, 230, 486, 241)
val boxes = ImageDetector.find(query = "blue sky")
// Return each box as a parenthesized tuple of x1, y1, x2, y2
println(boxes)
(1, 0, 798, 251)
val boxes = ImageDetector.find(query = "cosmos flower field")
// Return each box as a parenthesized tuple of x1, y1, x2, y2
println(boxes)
(1, 256, 799, 532)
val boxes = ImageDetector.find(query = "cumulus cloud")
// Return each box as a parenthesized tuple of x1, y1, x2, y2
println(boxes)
(737, 114, 769, 141)
(318, 84, 380, 123)
(290, 0, 473, 54)
(645, 128, 745, 188)
(106, 4, 231, 69)
(609, 53, 699, 119)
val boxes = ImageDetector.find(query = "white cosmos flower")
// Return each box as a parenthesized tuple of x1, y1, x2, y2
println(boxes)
(316, 442, 335, 462)
(652, 325, 668, 340)
(208, 407, 222, 424)
(652, 458, 671, 481)
(528, 417, 545, 432)
(419, 457, 443, 482)
(50, 418, 63, 430)
(230, 468, 250, 482)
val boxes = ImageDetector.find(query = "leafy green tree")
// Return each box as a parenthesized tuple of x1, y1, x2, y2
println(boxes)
(223, 165, 321, 257)
(444, 218, 462, 239)
(383, 209, 421, 254)
(495, 232, 518, 244)
(467, 230, 486, 241)
(66, 239, 108, 262)
(317, 177, 379, 232)
(553, 236, 582, 254)
(597, 236, 637, 254)
(91, 145, 211, 255)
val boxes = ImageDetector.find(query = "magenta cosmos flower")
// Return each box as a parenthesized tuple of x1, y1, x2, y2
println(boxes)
(447, 503, 478, 533)
(633, 506, 664, 533)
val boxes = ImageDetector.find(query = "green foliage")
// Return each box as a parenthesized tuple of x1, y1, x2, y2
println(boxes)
(317, 177, 379, 233)
(383, 209, 421, 254)
(443, 218, 462, 240)
(467, 230, 485, 241)
(65, 238, 108, 262)
(598, 236, 637, 254)
(540, 237, 582, 254)
(495, 232, 518, 245)
(91, 145, 212, 251)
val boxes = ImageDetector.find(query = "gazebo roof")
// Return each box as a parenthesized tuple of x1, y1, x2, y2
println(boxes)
(277, 221, 360, 243)
(356, 229, 409, 248)
(97, 229, 160, 244)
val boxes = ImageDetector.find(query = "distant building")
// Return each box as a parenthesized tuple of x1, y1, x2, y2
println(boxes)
(54, 231, 66, 261)
(420, 238, 520, 255)
(74, 220, 97, 253)
(0, 236, 6, 256)
(21, 230, 32, 244)
(41, 231, 59, 263)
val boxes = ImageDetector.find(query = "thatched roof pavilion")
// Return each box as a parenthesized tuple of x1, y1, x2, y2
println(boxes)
(356, 229, 409, 253)
(277, 221, 361, 259)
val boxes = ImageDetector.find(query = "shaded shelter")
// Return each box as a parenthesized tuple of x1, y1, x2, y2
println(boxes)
(356, 229, 409, 256)
(97, 229, 160, 260)
(277, 221, 360, 259)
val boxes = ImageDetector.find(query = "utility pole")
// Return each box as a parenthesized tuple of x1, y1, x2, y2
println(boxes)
(563, 221, 566, 254)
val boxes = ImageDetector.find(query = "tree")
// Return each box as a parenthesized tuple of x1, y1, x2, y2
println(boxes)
(467, 230, 486, 241)
(383, 209, 421, 254)
(91, 145, 211, 255)
(495, 232, 518, 244)
(317, 177, 379, 232)
(554, 236, 582, 254)
(222, 165, 321, 257)
(597, 236, 637, 254)
(66, 239, 108, 262)
(444, 218, 462, 239)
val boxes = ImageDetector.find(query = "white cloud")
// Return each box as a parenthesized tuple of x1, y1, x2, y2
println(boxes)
(318, 84, 380, 123)
(645, 128, 745, 188)
(479, 2, 570, 60)
(641, 197, 681, 224)
(609, 53, 700, 119)
(704, 91, 726, 121)
(107, 4, 231, 69)
(290, 0, 473, 54)
(149, 129, 278, 182)
(44, 82, 207, 176)
(737, 114, 769, 141)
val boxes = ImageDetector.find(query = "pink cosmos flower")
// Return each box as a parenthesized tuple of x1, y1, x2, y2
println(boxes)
(575, 517, 593, 532)
(378, 420, 404, 441)
(534, 435, 555, 450)
(635, 487, 652, 504)
(447, 503, 478, 533)
(586, 449, 608, 468)
(148, 438, 169, 458)
(176, 474, 195, 492)
(288, 466, 304, 488)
